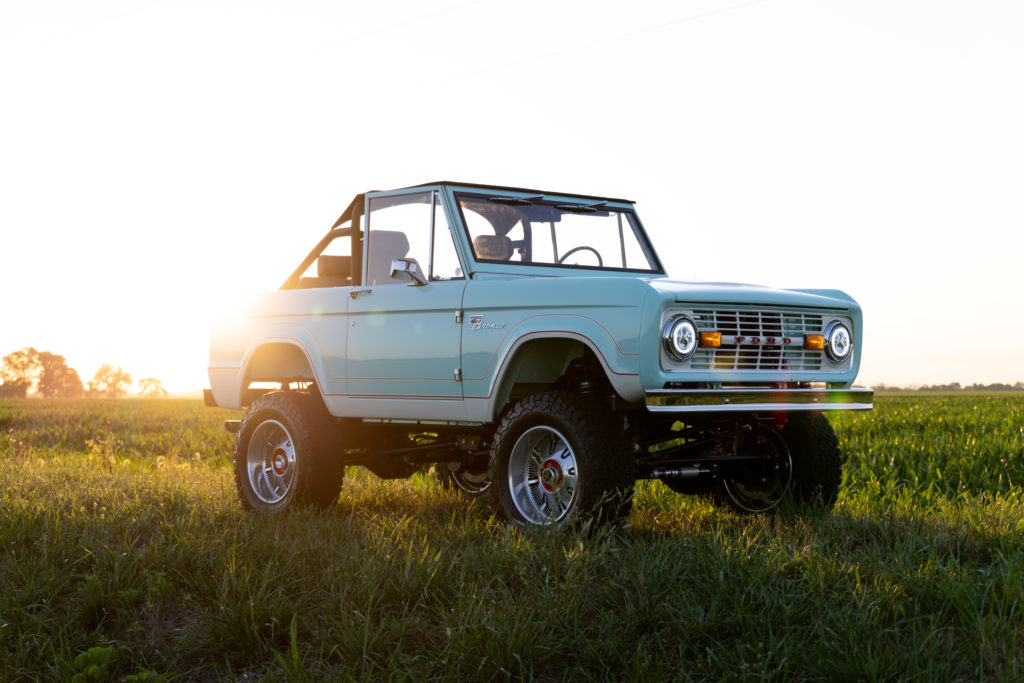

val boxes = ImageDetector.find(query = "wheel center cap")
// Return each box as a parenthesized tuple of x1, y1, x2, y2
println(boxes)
(272, 449, 288, 476)
(540, 459, 563, 492)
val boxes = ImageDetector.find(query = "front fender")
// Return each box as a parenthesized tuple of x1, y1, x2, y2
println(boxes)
(462, 314, 645, 422)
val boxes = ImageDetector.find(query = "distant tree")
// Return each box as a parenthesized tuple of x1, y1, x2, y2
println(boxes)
(37, 352, 84, 398)
(138, 377, 168, 398)
(89, 365, 132, 398)
(0, 378, 31, 398)
(1, 347, 41, 396)
(921, 382, 961, 392)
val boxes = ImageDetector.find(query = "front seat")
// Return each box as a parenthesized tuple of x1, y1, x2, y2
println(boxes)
(366, 230, 411, 285)
(473, 234, 512, 261)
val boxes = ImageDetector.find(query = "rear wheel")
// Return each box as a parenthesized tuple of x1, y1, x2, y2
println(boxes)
(234, 391, 344, 512)
(436, 459, 491, 499)
(489, 392, 634, 530)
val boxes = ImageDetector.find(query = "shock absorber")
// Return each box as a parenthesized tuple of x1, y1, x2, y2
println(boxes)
(652, 466, 710, 479)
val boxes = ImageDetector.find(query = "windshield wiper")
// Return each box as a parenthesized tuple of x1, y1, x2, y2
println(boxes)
(488, 194, 544, 206)
(555, 200, 607, 213)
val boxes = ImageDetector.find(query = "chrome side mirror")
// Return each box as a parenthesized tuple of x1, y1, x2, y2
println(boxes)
(390, 258, 427, 286)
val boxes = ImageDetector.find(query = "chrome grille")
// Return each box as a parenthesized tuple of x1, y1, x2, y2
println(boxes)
(689, 309, 825, 372)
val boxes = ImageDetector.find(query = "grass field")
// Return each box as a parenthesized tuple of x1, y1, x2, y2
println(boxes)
(2, 395, 1023, 680)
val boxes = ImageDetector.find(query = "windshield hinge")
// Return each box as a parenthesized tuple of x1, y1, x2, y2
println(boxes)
(455, 310, 463, 324)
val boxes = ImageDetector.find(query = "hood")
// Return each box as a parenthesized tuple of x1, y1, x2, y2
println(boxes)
(647, 279, 856, 311)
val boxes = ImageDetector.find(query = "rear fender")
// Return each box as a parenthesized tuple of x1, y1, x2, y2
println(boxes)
(245, 341, 316, 384)
(211, 333, 322, 410)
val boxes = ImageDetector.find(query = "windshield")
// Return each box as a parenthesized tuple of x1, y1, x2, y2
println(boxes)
(455, 192, 662, 273)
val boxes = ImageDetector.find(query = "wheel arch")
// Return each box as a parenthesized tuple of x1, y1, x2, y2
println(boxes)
(492, 337, 585, 412)
(486, 334, 641, 422)
(245, 341, 315, 381)
(234, 340, 319, 407)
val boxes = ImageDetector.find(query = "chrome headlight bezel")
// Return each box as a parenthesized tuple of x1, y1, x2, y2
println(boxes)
(662, 315, 699, 361)
(824, 321, 852, 363)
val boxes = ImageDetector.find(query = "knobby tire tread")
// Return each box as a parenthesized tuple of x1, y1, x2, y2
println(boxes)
(234, 391, 344, 512)
(784, 412, 842, 509)
(488, 391, 634, 529)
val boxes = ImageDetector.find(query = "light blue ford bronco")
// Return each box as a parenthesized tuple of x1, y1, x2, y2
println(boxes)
(207, 181, 872, 528)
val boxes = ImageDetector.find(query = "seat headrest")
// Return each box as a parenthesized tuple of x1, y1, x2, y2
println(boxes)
(370, 230, 411, 258)
(473, 234, 512, 261)
(318, 254, 352, 278)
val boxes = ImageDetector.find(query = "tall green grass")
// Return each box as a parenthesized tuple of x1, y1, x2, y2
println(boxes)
(1, 395, 1022, 680)
(835, 393, 1024, 502)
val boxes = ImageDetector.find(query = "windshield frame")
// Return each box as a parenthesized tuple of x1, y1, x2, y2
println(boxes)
(453, 190, 665, 275)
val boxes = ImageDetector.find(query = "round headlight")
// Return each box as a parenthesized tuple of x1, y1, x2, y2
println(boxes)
(663, 316, 699, 361)
(824, 321, 852, 363)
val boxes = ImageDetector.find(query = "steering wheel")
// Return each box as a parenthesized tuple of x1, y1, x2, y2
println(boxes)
(557, 245, 603, 266)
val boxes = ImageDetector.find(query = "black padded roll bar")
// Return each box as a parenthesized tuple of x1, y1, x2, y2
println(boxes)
(280, 194, 365, 290)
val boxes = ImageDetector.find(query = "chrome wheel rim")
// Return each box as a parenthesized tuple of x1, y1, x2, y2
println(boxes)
(507, 425, 579, 524)
(246, 419, 297, 505)
(450, 466, 490, 494)
(721, 427, 792, 513)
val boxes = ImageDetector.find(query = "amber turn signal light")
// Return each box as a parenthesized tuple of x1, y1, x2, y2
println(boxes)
(804, 334, 825, 350)
(699, 332, 721, 348)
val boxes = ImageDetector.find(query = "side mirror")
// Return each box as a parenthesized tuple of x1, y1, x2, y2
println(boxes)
(390, 258, 427, 286)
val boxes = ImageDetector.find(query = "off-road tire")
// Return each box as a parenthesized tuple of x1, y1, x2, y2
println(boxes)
(234, 391, 344, 512)
(716, 412, 841, 513)
(488, 391, 634, 530)
(781, 412, 842, 508)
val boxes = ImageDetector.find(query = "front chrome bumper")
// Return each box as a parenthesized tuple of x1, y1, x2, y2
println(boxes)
(645, 387, 874, 413)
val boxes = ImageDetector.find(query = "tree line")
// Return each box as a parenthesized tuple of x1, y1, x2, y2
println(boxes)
(0, 347, 166, 398)
(872, 382, 1024, 392)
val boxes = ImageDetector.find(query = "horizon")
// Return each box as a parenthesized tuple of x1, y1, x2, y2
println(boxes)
(3, 1, 1022, 393)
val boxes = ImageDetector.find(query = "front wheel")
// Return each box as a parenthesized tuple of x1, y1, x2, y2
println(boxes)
(489, 392, 634, 530)
(234, 391, 344, 512)
(716, 412, 841, 513)
(781, 412, 842, 508)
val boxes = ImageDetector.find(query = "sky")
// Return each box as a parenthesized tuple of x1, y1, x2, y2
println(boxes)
(2, 0, 1022, 393)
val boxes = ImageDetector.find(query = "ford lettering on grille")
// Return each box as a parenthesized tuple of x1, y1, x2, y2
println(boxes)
(690, 309, 826, 372)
